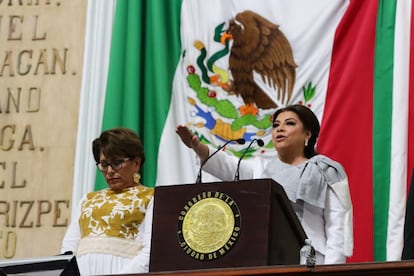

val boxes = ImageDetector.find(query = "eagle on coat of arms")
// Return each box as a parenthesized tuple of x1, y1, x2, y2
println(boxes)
(184, 10, 304, 151)
(227, 10, 297, 111)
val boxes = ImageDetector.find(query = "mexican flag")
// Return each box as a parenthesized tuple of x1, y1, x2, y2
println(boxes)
(94, 0, 414, 263)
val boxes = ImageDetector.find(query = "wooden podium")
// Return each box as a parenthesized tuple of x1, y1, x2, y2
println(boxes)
(149, 179, 307, 272)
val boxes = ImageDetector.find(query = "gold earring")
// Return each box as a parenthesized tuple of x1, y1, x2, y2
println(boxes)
(133, 172, 141, 184)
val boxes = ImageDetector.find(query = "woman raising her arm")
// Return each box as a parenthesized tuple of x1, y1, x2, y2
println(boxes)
(176, 104, 353, 264)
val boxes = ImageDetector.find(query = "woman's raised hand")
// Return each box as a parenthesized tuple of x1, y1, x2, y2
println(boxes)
(176, 125, 200, 149)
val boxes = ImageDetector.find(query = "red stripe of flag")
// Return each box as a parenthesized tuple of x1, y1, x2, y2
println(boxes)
(317, 0, 378, 262)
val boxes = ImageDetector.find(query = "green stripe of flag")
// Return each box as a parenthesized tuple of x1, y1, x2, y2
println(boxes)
(373, 0, 397, 261)
(96, 0, 182, 190)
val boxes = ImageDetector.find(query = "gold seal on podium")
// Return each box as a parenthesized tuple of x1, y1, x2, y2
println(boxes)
(177, 191, 241, 261)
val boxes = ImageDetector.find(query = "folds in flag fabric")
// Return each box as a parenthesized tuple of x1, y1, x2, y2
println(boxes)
(97, 0, 414, 263)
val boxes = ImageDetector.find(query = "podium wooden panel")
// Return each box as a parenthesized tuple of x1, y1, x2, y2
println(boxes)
(131, 260, 414, 276)
(149, 179, 307, 272)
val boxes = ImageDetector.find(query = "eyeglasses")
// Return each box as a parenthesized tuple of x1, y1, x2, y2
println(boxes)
(96, 158, 130, 172)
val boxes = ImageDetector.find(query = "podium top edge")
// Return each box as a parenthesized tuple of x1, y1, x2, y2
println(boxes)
(155, 178, 279, 189)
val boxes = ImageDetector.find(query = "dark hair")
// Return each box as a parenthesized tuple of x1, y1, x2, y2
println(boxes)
(92, 127, 145, 165)
(272, 104, 320, 158)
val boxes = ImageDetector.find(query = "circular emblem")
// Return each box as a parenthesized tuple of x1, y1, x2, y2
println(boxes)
(177, 191, 241, 261)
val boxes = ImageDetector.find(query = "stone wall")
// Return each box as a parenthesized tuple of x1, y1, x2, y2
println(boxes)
(0, 0, 87, 258)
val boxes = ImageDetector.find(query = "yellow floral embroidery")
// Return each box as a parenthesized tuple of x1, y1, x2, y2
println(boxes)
(79, 186, 154, 239)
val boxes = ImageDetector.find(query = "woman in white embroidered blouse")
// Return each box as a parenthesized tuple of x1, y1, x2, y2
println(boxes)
(176, 104, 353, 264)
(61, 127, 154, 275)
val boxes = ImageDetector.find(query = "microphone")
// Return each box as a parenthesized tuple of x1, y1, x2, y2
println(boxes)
(196, 138, 245, 183)
(234, 138, 264, 181)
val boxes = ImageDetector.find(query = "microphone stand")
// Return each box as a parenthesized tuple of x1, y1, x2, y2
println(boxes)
(196, 138, 245, 183)
(234, 138, 264, 181)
